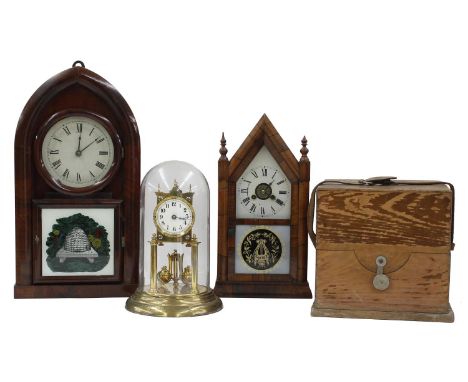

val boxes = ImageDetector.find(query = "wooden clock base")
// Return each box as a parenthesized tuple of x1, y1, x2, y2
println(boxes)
(214, 281, 312, 299)
(311, 303, 454, 323)
(14, 284, 138, 299)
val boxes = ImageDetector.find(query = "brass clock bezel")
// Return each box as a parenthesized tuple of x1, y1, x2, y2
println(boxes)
(153, 195, 196, 238)
(34, 109, 122, 196)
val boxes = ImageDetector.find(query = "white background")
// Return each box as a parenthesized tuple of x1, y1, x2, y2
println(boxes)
(1, 1, 467, 381)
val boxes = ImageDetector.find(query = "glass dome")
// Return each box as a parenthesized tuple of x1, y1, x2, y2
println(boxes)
(126, 160, 222, 317)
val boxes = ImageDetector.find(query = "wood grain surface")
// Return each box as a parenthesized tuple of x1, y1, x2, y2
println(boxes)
(317, 186, 452, 248)
(15, 64, 140, 298)
(314, 249, 450, 313)
(311, 304, 454, 322)
(214, 115, 311, 298)
(313, 182, 454, 321)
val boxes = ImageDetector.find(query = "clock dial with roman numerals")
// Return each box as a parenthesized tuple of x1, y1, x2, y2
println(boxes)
(236, 147, 291, 219)
(40, 115, 116, 190)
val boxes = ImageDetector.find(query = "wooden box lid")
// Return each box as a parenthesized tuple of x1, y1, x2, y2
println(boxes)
(315, 180, 453, 252)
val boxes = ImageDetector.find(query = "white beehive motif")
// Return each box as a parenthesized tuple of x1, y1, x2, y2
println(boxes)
(64, 227, 91, 252)
(57, 226, 98, 263)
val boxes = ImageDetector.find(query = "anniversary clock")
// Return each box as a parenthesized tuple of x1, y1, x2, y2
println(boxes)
(14, 61, 140, 298)
(126, 161, 222, 317)
(214, 114, 312, 298)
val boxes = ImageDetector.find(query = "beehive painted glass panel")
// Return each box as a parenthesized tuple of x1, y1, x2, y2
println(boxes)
(41, 208, 114, 276)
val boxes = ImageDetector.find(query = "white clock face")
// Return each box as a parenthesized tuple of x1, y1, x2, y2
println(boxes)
(41, 116, 115, 189)
(154, 197, 195, 237)
(236, 146, 291, 219)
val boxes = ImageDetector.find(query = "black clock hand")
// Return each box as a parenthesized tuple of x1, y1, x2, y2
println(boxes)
(75, 130, 82, 156)
(79, 138, 98, 154)
(171, 215, 188, 220)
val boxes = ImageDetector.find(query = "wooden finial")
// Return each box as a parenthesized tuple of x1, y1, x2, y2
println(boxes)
(219, 132, 228, 160)
(300, 136, 309, 161)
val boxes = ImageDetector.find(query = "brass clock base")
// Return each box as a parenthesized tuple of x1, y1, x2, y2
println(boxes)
(125, 286, 223, 317)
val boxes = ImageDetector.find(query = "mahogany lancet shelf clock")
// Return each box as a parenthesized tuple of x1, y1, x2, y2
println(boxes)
(214, 115, 312, 298)
(14, 61, 140, 298)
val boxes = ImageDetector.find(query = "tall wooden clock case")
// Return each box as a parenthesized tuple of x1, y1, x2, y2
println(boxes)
(214, 115, 312, 298)
(14, 61, 140, 298)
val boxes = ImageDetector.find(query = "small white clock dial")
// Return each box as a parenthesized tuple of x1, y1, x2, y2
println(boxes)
(41, 115, 115, 189)
(236, 146, 291, 219)
(154, 197, 195, 237)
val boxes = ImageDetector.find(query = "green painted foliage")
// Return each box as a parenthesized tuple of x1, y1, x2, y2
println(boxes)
(46, 213, 110, 258)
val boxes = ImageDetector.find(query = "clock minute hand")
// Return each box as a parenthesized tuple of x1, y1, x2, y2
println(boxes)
(79, 138, 98, 154)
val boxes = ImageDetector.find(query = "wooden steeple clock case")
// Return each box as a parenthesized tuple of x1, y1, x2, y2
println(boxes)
(214, 115, 312, 298)
(14, 61, 140, 298)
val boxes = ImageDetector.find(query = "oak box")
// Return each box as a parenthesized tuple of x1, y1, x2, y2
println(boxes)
(308, 178, 455, 322)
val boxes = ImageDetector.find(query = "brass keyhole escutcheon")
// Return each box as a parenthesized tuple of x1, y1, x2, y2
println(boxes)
(373, 256, 390, 291)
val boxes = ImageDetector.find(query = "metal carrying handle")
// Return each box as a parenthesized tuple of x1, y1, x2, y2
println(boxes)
(360, 176, 397, 185)
(307, 177, 455, 250)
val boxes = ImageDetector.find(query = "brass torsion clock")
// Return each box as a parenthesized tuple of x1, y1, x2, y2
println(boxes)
(126, 160, 222, 317)
(150, 182, 199, 293)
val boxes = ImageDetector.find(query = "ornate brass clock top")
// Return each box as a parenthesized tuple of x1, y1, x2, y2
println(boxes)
(153, 181, 195, 241)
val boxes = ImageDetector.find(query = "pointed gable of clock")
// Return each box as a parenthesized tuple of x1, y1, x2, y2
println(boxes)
(229, 114, 299, 184)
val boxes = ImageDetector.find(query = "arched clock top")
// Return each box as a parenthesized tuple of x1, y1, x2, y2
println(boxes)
(15, 62, 139, 150)
(14, 62, 140, 299)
